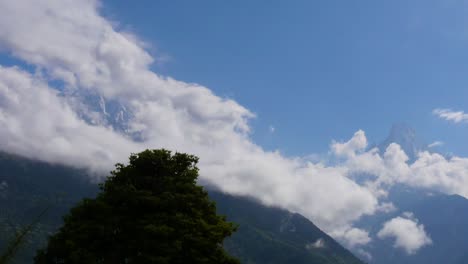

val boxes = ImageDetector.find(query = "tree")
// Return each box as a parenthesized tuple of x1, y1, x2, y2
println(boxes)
(34, 149, 239, 264)
(0, 208, 48, 264)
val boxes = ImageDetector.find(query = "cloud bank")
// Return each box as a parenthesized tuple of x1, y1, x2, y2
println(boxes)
(377, 213, 432, 254)
(1, 0, 468, 251)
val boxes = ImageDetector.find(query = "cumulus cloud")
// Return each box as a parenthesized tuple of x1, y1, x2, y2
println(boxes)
(331, 130, 367, 158)
(331, 227, 372, 248)
(377, 213, 432, 254)
(433, 108, 468, 123)
(342, 141, 468, 199)
(405, 152, 468, 197)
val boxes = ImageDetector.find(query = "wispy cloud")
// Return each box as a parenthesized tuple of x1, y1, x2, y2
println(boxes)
(306, 238, 326, 249)
(433, 108, 468, 123)
(428, 141, 444, 148)
(269, 125, 275, 133)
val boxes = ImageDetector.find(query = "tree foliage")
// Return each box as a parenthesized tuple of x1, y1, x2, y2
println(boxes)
(34, 149, 239, 264)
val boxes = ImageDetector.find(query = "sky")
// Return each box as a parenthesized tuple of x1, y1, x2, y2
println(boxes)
(101, 0, 468, 156)
(1, 0, 468, 258)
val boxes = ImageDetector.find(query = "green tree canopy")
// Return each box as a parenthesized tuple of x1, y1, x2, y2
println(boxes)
(35, 149, 239, 264)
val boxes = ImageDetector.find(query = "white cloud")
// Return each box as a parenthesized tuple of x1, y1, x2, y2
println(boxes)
(433, 108, 468, 123)
(331, 227, 372, 248)
(342, 141, 468, 199)
(0, 66, 140, 172)
(356, 248, 372, 261)
(331, 130, 367, 158)
(376, 202, 397, 213)
(406, 152, 468, 197)
(377, 213, 432, 254)
(428, 141, 444, 148)
(306, 238, 326, 249)
(354, 248, 372, 262)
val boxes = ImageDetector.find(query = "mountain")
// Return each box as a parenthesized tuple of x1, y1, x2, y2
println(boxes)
(378, 123, 427, 161)
(211, 191, 365, 264)
(0, 152, 98, 263)
(357, 191, 468, 264)
(355, 124, 468, 264)
(0, 152, 364, 264)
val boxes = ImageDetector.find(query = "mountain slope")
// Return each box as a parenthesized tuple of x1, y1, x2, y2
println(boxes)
(0, 152, 98, 263)
(357, 191, 468, 264)
(211, 192, 365, 264)
(0, 152, 364, 264)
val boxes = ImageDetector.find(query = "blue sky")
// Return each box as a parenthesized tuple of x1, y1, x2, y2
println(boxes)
(100, 0, 468, 156)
